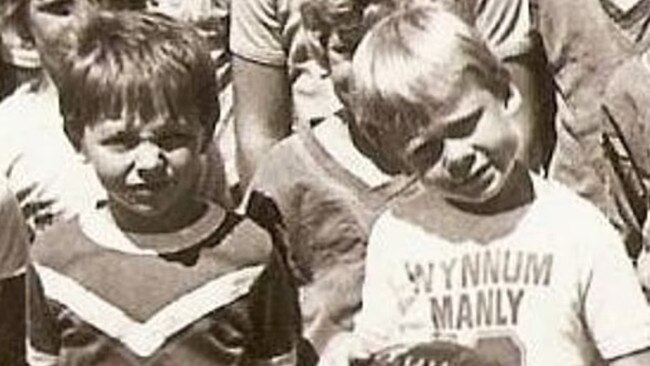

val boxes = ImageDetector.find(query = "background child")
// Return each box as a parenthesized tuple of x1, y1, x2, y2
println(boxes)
(0, 0, 40, 100)
(599, 48, 650, 298)
(27, 10, 299, 365)
(245, 0, 418, 359)
(536, 0, 650, 259)
(332, 5, 650, 365)
(0, 0, 233, 238)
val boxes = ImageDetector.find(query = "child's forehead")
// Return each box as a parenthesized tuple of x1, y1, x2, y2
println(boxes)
(91, 112, 198, 133)
(405, 81, 486, 142)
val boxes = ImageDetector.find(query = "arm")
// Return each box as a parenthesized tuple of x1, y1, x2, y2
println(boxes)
(232, 55, 292, 189)
(229, 0, 297, 189)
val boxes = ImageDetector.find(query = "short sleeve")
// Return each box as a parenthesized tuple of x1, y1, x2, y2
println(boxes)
(0, 178, 29, 279)
(246, 243, 301, 364)
(230, 0, 288, 66)
(581, 210, 650, 360)
(353, 213, 402, 353)
(26, 265, 61, 366)
(471, 0, 534, 59)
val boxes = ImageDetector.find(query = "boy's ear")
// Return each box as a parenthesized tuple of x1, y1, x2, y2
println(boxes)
(302, 28, 330, 73)
(76, 138, 91, 164)
(199, 128, 212, 153)
(504, 82, 522, 116)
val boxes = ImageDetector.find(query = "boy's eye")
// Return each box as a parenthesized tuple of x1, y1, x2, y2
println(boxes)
(36, 0, 75, 16)
(330, 24, 364, 55)
(445, 108, 483, 139)
(408, 138, 444, 172)
(156, 132, 193, 150)
(101, 133, 139, 150)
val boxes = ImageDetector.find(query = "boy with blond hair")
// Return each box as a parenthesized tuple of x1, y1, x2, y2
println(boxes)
(322, 5, 650, 365)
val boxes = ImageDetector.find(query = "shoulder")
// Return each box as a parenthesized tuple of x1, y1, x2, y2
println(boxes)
(606, 54, 650, 100)
(259, 132, 309, 171)
(0, 82, 37, 110)
(31, 218, 90, 267)
(248, 132, 317, 201)
(531, 176, 621, 240)
(230, 0, 301, 65)
(226, 214, 277, 256)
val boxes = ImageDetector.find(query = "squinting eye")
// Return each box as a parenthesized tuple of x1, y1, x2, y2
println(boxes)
(157, 133, 193, 150)
(409, 139, 443, 172)
(445, 108, 483, 139)
(37, 0, 74, 16)
(102, 133, 139, 151)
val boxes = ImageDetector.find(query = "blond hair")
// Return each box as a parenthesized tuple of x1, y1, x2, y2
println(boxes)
(351, 4, 510, 171)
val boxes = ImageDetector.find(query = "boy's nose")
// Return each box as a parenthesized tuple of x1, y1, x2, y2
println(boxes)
(443, 145, 476, 180)
(134, 141, 166, 176)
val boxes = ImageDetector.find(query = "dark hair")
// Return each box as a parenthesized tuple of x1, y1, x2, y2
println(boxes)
(58, 10, 219, 149)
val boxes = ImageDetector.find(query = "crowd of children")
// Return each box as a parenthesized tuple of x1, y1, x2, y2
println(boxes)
(0, 0, 649, 365)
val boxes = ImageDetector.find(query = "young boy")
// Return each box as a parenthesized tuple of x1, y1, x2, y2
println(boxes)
(27, 11, 299, 365)
(332, 5, 650, 365)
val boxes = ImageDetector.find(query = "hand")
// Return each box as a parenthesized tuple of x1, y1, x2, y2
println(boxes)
(318, 333, 371, 366)
(14, 183, 66, 235)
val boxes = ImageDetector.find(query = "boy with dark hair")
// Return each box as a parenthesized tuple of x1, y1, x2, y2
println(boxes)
(326, 5, 650, 365)
(536, 0, 650, 261)
(27, 10, 299, 365)
(0, 0, 232, 237)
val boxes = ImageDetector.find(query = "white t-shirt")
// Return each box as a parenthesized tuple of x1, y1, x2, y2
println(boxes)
(356, 176, 650, 365)
(0, 82, 105, 227)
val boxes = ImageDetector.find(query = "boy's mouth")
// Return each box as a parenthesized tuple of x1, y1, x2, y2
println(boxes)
(127, 180, 173, 196)
(448, 163, 490, 186)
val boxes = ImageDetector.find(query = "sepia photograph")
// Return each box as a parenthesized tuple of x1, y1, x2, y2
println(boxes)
(0, 0, 649, 364)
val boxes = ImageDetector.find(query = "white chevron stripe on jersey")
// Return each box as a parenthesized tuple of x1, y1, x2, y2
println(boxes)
(34, 263, 265, 357)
